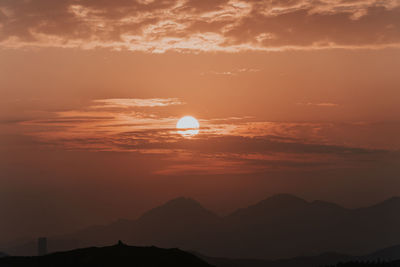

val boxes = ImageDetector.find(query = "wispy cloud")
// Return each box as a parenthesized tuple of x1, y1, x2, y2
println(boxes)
(91, 98, 185, 108)
(15, 98, 400, 175)
(297, 102, 339, 107)
(201, 68, 261, 76)
(1, 0, 399, 52)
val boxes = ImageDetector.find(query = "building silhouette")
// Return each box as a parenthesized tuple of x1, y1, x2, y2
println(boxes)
(38, 237, 47, 256)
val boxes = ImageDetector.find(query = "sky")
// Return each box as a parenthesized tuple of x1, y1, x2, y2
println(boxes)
(1, 0, 400, 245)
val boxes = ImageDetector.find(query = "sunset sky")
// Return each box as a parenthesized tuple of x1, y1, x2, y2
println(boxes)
(1, 0, 400, 246)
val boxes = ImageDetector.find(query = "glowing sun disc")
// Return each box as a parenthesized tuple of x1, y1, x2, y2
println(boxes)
(176, 116, 200, 136)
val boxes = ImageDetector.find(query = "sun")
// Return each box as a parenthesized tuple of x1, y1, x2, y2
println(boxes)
(176, 116, 200, 136)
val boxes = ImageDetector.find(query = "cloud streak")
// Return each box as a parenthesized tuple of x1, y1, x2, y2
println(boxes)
(297, 102, 339, 107)
(91, 98, 185, 108)
(1, 0, 400, 52)
(14, 97, 400, 175)
(201, 68, 261, 76)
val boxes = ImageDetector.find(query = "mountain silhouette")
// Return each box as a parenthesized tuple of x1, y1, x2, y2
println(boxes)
(4, 194, 400, 259)
(140, 197, 216, 220)
(137, 197, 220, 231)
(198, 244, 400, 267)
(125, 197, 221, 251)
(0, 242, 214, 267)
(220, 194, 400, 258)
(226, 193, 348, 225)
(199, 251, 353, 267)
(325, 260, 400, 267)
(360, 244, 400, 261)
(0, 253, 7, 258)
(4, 244, 400, 267)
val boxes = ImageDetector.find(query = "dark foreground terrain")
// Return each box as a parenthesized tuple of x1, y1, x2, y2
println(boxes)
(2, 243, 400, 267)
(326, 261, 400, 267)
(0, 242, 213, 267)
(198, 244, 400, 267)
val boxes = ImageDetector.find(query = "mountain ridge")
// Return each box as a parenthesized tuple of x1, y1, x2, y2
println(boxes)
(4, 194, 400, 259)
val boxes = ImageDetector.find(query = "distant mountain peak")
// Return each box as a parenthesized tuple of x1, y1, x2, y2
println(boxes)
(255, 194, 309, 207)
(363, 244, 400, 261)
(138, 197, 218, 222)
(311, 200, 346, 210)
(365, 196, 400, 210)
(163, 197, 203, 208)
(379, 196, 400, 204)
(228, 194, 309, 218)
(266, 194, 307, 202)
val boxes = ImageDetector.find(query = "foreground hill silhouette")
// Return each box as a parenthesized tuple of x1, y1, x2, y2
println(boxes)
(5, 194, 400, 259)
(0, 242, 214, 267)
(198, 244, 400, 267)
(3, 245, 400, 267)
(325, 260, 400, 267)
(363, 245, 400, 261)
(198, 252, 353, 267)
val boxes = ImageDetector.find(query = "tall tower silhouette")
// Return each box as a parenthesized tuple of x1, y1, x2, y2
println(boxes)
(38, 237, 47, 256)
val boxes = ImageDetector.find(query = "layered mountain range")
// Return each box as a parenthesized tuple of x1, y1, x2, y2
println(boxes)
(4, 194, 400, 260)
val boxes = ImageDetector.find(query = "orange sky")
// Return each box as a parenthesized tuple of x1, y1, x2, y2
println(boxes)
(1, 0, 400, 246)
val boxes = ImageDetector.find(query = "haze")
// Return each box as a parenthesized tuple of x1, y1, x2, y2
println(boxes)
(1, 0, 400, 248)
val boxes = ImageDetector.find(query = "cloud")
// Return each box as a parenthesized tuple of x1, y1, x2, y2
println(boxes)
(91, 98, 185, 108)
(297, 102, 339, 107)
(201, 68, 261, 76)
(1, 0, 400, 52)
(15, 98, 400, 175)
